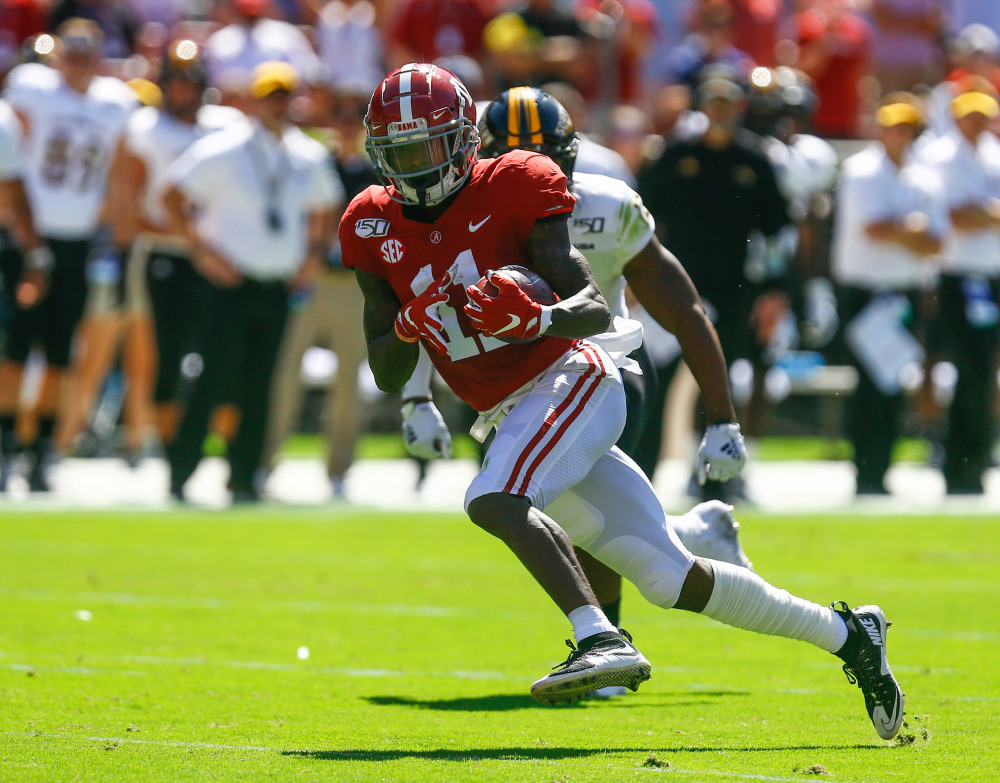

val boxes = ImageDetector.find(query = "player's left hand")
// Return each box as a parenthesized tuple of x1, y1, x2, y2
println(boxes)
(697, 422, 747, 484)
(464, 272, 548, 341)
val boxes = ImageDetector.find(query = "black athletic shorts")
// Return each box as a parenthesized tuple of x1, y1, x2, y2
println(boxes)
(4, 236, 92, 368)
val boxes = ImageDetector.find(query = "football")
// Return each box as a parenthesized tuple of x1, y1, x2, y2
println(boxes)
(471, 265, 558, 344)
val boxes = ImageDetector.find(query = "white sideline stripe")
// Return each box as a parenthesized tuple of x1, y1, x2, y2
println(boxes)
(13, 588, 476, 618)
(4, 731, 281, 753)
(0, 655, 520, 681)
(661, 769, 861, 783)
(2, 664, 147, 676)
(0, 650, 722, 683)
(12, 588, 999, 644)
(4, 732, 865, 781)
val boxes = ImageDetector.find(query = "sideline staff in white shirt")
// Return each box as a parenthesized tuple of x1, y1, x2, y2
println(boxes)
(920, 88, 1000, 494)
(832, 94, 947, 496)
(162, 61, 343, 503)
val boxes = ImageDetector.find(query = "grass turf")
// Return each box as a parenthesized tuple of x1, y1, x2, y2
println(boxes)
(280, 433, 933, 464)
(1, 508, 998, 781)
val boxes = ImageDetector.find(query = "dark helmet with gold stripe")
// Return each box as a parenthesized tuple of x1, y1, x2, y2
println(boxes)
(478, 86, 581, 177)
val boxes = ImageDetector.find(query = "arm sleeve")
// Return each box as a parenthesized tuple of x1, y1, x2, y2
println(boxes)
(495, 152, 575, 241)
(2, 65, 43, 113)
(932, 158, 974, 211)
(0, 106, 22, 181)
(844, 169, 895, 225)
(616, 188, 656, 265)
(338, 195, 377, 273)
(307, 156, 345, 210)
(921, 171, 950, 240)
(168, 140, 225, 204)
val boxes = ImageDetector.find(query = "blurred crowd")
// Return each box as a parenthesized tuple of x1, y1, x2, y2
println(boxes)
(2, 0, 1000, 503)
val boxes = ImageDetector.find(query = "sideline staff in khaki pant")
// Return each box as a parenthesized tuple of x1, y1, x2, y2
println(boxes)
(263, 86, 375, 497)
(264, 268, 365, 495)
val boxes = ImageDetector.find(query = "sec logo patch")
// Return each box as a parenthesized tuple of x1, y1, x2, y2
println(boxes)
(381, 239, 405, 264)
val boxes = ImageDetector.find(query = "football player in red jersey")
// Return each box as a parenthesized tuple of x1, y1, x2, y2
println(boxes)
(339, 64, 906, 738)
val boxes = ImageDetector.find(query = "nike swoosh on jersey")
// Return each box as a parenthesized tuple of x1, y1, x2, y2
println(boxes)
(468, 215, 492, 232)
(491, 313, 521, 335)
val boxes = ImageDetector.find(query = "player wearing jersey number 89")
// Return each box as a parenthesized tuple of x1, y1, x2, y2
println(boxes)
(341, 67, 906, 737)
(0, 19, 138, 493)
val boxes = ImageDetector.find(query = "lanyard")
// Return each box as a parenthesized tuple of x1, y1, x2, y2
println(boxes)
(247, 128, 290, 232)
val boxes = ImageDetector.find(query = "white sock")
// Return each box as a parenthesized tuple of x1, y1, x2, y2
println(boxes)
(702, 561, 849, 653)
(568, 604, 617, 644)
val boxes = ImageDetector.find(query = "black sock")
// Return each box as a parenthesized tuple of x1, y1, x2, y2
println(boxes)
(832, 606, 860, 662)
(32, 416, 55, 459)
(0, 414, 18, 457)
(601, 597, 622, 629)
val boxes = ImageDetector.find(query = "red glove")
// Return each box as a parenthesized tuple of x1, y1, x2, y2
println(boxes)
(464, 271, 549, 341)
(394, 269, 453, 354)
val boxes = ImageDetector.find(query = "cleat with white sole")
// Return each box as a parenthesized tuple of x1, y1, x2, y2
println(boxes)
(832, 601, 904, 740)
(674, 500, 754, 571)
(530, 629, 651, 705)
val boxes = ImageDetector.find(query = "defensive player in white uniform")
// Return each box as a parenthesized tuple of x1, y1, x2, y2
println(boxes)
(0, 98, 49, 318)
(0, 19, 137, 491)
(0, 94, 50, 491)
(745, 67, 841, 349)
(403, 87, 754, 699)
(117, 39, 246, 452)
(362, 68, 904, 738)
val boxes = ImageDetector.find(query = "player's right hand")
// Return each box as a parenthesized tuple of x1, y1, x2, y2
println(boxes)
(401, 400, 452, 460)
(697, 422, 747, 484)
(16, 268, 48, 309)
(394, 269, 453, 354)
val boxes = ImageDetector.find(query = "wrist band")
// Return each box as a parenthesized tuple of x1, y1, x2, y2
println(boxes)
(25, 246, 54, 274)
(538, 306, 553, 334)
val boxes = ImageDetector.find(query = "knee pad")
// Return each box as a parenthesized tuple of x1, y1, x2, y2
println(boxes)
(546, 448, 695, 609)
(594, 534, 688, 608)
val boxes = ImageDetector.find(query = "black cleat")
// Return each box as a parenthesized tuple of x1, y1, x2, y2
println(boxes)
(832, 601, 904, 740)
(530, 628, 651, 705)
(27, 455, 52, 493)
(0, 456, 13, 492)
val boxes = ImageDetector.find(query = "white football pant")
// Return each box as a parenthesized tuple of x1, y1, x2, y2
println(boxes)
(465, 340, 696, 609)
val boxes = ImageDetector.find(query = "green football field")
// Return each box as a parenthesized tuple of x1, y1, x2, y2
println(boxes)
(2, 506, 998, 782)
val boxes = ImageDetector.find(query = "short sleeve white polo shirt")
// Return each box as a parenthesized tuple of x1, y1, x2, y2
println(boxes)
(833, 142, 948, 290)
(169, 121, 344, 281)
(920, 129, 1000, 276)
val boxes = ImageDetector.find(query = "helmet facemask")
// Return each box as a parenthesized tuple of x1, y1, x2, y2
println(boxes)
(367, 116, 479, 207)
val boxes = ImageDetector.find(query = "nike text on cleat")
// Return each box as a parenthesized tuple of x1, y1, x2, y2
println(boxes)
(530, 628, 651, 705)
(832, 601, 904, 740)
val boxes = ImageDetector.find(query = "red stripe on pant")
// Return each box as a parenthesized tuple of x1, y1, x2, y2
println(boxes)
(502, 343, 610, 496)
